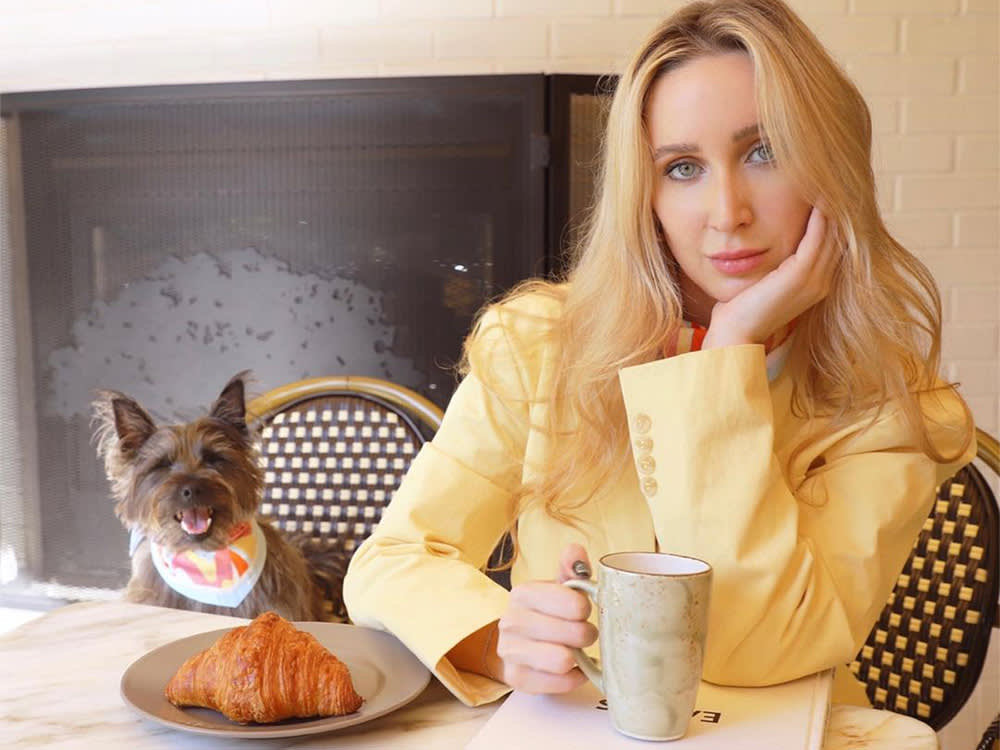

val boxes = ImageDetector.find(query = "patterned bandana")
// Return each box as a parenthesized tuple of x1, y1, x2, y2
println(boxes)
(149, 519, 267, 608)
(664, 320, 797, 382)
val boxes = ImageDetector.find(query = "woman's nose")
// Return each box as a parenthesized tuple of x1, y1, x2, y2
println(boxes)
(708, 171, 753, 233)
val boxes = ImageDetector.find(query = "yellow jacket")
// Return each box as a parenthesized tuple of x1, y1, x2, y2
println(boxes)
(343, 292, 975, 707)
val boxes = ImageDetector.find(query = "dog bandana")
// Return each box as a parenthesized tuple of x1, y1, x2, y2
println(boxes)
(148, 520, 268, 608)
(664, 320, 795, 382)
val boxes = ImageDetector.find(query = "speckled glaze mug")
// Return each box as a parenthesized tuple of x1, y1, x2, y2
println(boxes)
(564, 551, 712, 742)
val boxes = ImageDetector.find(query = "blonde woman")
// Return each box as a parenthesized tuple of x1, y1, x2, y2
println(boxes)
(343, 0, 974, 707)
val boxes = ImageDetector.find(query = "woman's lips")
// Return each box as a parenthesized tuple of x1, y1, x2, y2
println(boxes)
(709, 249, 767, 275)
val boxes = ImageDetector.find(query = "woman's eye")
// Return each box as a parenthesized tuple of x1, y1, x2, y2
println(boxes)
(665, 161, 700, 180)
(748, 142, 774, 164)
(153, 458, 172, 472)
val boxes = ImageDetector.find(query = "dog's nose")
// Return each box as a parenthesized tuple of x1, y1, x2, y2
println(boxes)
(180, 484, 201, 501)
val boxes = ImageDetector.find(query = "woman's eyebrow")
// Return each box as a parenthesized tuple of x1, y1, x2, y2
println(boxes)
(732, 123, 761, 141)
(651, 123, 762, 161)
(652, 141, 698, 160)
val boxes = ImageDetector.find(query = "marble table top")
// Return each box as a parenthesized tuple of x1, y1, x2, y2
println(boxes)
(0, 600, 938, 749)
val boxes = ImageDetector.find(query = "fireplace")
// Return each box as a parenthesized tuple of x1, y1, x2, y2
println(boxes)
(0, 74, 609, 604)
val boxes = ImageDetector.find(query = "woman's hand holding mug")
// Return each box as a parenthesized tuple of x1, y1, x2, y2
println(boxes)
(493, 544, 598, 694)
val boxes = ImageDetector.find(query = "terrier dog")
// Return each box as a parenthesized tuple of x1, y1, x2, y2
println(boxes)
(93, 371, 347, 621)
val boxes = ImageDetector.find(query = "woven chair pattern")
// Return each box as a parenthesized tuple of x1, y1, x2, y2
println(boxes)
(849, 432, 999, 731)
(254, 393, 426, 556)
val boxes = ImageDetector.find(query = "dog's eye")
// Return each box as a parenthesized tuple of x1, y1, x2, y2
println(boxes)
(202, 450, 224, 465)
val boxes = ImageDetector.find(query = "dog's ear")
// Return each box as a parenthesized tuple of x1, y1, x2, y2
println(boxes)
(210, 370, 251, 435)
(93, 392, 157, 462)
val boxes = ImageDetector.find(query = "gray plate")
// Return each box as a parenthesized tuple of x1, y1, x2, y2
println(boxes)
(120, 621, 430, 738)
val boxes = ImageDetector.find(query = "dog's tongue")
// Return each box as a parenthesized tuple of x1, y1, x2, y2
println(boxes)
(179, 507, 212, 535)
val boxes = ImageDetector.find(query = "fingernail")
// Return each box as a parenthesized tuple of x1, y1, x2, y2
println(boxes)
(572, 560, 591, 578)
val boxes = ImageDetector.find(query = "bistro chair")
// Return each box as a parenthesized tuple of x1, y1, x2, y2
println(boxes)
(979, 714, 999, 750)
(246, 375, 443, 619)
(849, 427, 999, 731)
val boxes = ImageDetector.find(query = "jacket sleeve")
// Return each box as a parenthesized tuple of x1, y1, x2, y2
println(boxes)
(618, 344, 975, 686)
(343, 303, 543, 706)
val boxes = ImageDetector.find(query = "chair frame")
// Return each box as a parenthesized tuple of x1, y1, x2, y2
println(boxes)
(247, 375, 443, 440)
(852, 427, 999, 731)
(980, 429, 1000, 623)
(946, 428, 1000, 727)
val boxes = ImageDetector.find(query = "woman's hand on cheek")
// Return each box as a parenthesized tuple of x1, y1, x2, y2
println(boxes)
(494, 544, 598, 693)
(702, 206, 838, 350)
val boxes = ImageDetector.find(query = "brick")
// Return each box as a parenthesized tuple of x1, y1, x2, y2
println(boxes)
(851, 0, 960, 12)
(111, 37, 217, 78)
(868, 97, 899, 134)
(499, 0, 611, 16)
(435, 20, 549, 58)
(848, 56, 955, 95)
(271, 0, 376, 24)
(904, 96, 998, 134)
(379, 0, 492, 19)
(952, 286, 1000, 322)
(921, 250, 1000, 287)
(885, 212, 954, 249)
(957, 135, 999, 172)
(496, 57, 618, 74)
(0, 11, 124, 46)
(964, 395, 998, 434)
(962, 0, 1000, 13)
(960, 56, 1000, 94)
(615, 0, 688, 15)
(552, 18, 656, 58)
(279, 61, 379, 80)
(0, 2, 270, 46)
(811, 16, 897, 54)
(875, 134, 953, 172)
(941, 323, 999, 359)
(380, 59, 497, 76)
(956, 212, 1000, 247)
(801, 0, 849, 13)
(320, 24, 433, 61)
(0, 45, 115, 92)
(875, 174, 897, 212)
(943, 361, 1000, 396)
(906, 17, 998, 55)
(899, 176, 998, 210)
(216, 31, 320, 73)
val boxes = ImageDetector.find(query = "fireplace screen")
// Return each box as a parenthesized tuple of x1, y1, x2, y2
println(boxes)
(0, 74, 607, 601)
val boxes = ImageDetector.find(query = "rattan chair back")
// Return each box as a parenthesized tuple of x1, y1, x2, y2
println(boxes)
(246, 376, 442, 558)
(849, 428, 999, 730)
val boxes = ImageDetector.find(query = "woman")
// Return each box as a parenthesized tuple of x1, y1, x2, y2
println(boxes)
(343, 0, 975, 707)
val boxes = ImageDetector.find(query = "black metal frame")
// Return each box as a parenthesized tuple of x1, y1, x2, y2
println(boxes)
(544, 74, 616, 280)
(0, 71, 610, 598)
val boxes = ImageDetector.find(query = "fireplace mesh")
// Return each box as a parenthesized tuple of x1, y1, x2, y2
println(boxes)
(0, 75, 607, 601)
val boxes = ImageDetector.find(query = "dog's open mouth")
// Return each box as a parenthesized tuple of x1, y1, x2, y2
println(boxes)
(175, 507, 214, 536)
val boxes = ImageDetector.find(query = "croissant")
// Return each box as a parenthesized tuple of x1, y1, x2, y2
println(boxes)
(165, 611, 364, 724)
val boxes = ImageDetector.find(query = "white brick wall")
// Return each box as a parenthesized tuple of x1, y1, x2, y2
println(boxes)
(0, 3, 995, 743)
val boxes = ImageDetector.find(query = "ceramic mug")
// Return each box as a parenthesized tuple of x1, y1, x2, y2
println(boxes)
(564, 551, 712, 741)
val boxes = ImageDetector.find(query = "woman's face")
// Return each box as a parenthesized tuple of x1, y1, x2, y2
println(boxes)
(646, 52, 812, 326)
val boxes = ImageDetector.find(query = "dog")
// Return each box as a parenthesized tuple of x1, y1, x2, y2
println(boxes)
(92, 371, 348, 621)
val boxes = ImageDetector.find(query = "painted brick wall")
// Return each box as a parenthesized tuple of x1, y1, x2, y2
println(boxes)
(0, 2, 995, 746)
(3, 0, 991, 431)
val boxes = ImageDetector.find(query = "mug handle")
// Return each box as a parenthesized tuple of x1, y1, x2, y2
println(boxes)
(562, 578, 603, 693)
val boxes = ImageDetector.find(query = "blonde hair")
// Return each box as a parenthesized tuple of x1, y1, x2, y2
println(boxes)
(464, 0, 972, 530)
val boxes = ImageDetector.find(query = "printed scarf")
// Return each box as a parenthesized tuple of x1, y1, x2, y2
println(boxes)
(148, 519, 267, 608)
